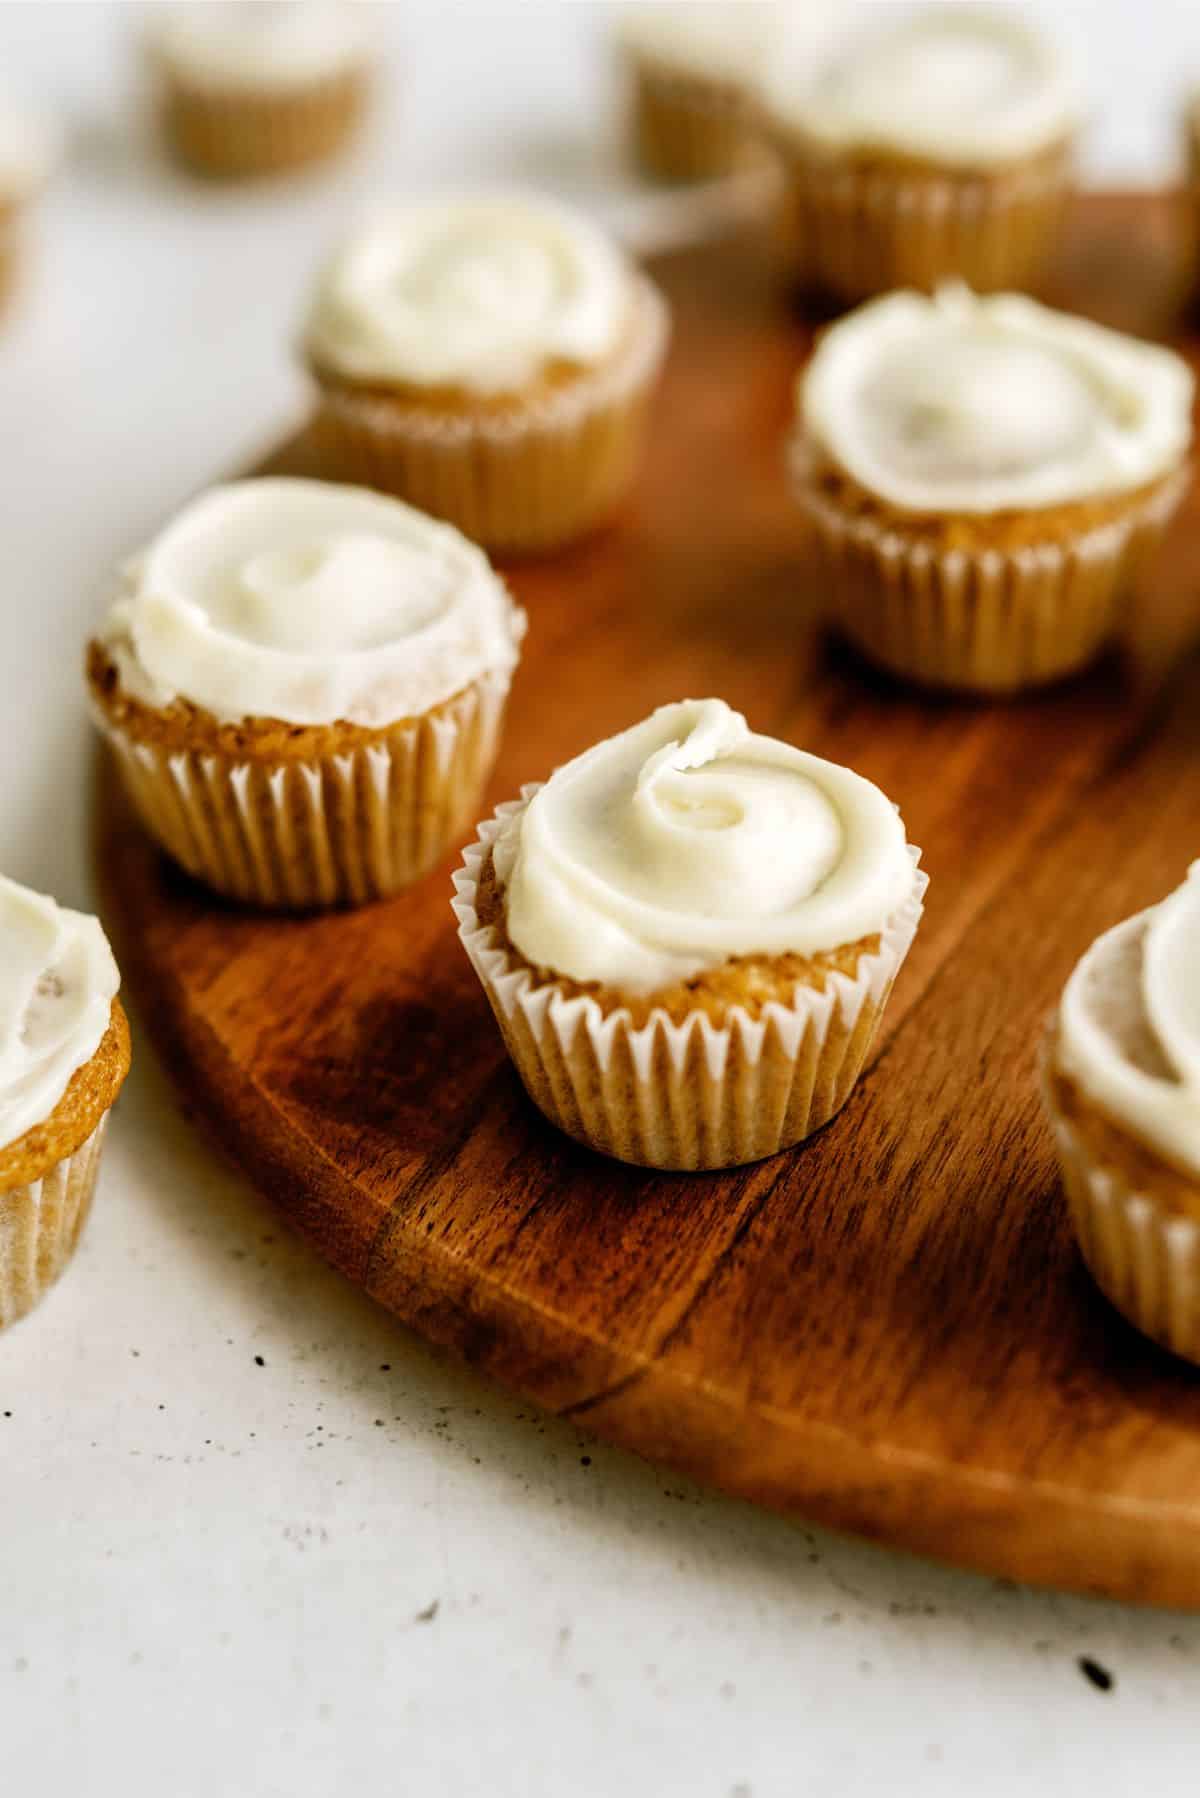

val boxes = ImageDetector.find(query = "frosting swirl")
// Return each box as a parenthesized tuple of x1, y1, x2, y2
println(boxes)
(763, 5, 1078, 168)
(493, 699, 915, 993)
(1058, 866, 1200, 1182)
(304, 193, 631, 393)
(147, 3, 371, 92)
(100, 478, 524, 728)
(800, 286, 1194, 515)
(0, 877, 119, 1154)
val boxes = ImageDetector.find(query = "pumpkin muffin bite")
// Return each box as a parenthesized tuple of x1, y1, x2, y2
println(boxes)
(1043, 866, 1200, 1363)
(616, 2, 773, 184)
(792, 286, 1194, 694)
(88, 478, 525, 908)
(302, 191, 670, 554)
(0, 876, 130, 1330)
(761, 5, 1079, 302)
(145, 2, 373, 180)
(453, 698, 925, 1170)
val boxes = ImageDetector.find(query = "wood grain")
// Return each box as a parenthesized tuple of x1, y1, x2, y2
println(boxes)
(95, 193, 1200, 1607)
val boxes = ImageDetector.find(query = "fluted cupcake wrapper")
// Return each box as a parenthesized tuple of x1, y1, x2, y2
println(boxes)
(794, 447, 1188, 695)
(629, 59, 764, 183)
(772, 137, 1071, 301)
(94, 671, 510, 910)
(0, 1116, 108, 1332)
(1042, 1070, 1200, 1366)
(157, 66, 368, 179)
(308, 278, 671, 554)
(453, 793, 926, 1170)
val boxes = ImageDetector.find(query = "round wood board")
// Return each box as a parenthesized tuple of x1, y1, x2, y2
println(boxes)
(96, 193, 1200, 1609)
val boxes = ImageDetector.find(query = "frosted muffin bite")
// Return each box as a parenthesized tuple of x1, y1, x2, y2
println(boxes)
(616, 2, 773, 183)
(761, 5, 1079, 302)
(88, 478, 525, 909)
(454, 699, 925, 1170)
(0, 97, 58, 317)
(1043, 866, 1200, 1363)
(303, 191, 670, 554)
(145, 2, 372, 179)
(793, 286, 1194, 694)
(0, 877, 130, 1330)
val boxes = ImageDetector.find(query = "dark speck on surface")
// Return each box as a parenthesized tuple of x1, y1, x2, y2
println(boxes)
(254, 1356, 265, 1367)
(1078, 1656, 1115, 1692)
(580, 1455, 591, 1467)
(415, 1600, 439, 1624)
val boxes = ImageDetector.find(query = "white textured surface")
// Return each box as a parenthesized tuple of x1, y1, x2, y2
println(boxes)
(2, 4, 1200, 1794)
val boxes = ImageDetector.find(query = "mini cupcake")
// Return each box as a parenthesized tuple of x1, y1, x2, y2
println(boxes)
(1043, 866, 1200, 1363)
(616, 2, 772, 184)
(145, 2, 372, 180)
(0, 98, 58, 318)
(0, 876, 130, 1330)
(88, 478, 525, 908)
(453, 698, 925, 1171)
(303, 191, 671, 554)
(761, 6, 1079, 302)
(792, 286, 1193, 694)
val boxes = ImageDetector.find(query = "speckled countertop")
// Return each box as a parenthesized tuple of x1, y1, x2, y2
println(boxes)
(2, 5, 1198, 1793)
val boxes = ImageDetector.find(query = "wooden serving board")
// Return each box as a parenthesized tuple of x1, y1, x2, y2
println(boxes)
(96, 194, 1200, 1608)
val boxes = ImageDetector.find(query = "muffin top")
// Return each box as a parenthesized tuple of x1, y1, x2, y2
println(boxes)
(98, 478, 524, 729)
(1057, 866, 1200, 1183)
(799, 286, 1194, 516)
(304, 191, 636, 394)
(762, 4, 1078, 169)
(492, 698, 916, 993)
(145, 2, 371, 92)
(0, 876, 120, 1154)
(616, 2, 775, 87)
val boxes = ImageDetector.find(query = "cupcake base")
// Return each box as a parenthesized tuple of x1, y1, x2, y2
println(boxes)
(453, 797, 926, 1171)
(629, 59, 764, 183)
(772, 134, 1072, 303)
(307, 278, 670, 555)
(159, 66, 368, 179)
(1043, 1060, 1200, 1365)
(0, 1119, 109, 1331)
(91, 669, 511, 910)
(793, 448, 1189, 695)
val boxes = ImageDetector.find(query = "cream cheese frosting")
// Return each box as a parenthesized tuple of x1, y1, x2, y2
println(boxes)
(800, 286, 1194, 515)
(100, 478, 525, 729)
(762, 5, 1079, 168)
(146, 3, 370, 92)
(0, 877, 119, 1154)
(304, 193, 631, 393)
(493, 699, 915, 993)
(1058, 866, 1200, 1182)
(617, 3, 776, 87)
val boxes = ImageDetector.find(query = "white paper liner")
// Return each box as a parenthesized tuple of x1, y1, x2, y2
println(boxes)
(1042, 1065, 1200, 1365)
(453, 790, 927, 1170)
(793, 443, 1189, 693)
(0, 1115, 108, 1332)
(772, 137, 1071, 300)
(627, 57, 764, 183)
(94, 669, 510, 909)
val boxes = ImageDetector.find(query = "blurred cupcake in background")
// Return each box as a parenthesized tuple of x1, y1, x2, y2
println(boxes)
(145, 2, 374, 180)
(303, 191, 670, 554)
(761, 5, 1080, 304)
(791, 285, 1193, 694)
(616, 1, 776, 184)
(0, 97, 58, 319)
